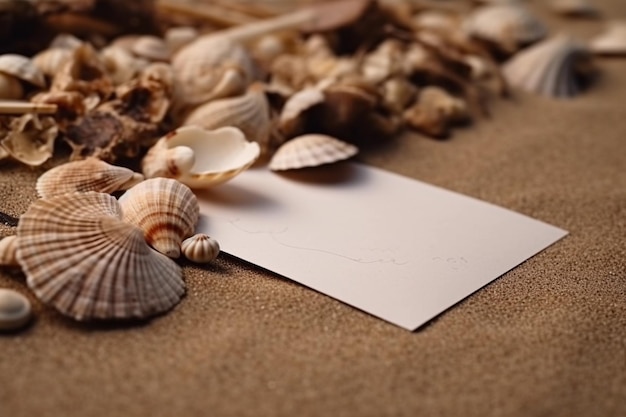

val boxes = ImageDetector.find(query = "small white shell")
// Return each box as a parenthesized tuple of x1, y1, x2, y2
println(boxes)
(0, 54, 46, 88)
(589, 21, 626, 55)
(0, 73, 23, 100)
(142, 126, 260, 188)
(0, 235, 19, 267)
(269, 134, 358, 171)
(36, 157, 144, 198)
(503, 35, 591, 98)
(0, 288, 32, 331)
(181, 234, 220, 263)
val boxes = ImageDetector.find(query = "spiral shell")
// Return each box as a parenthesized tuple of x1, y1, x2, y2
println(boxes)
(118, 178, 199, 258)
(269, 134, 358, 171)
(16, 192, 184, 321)
(181, 234, 220, 263)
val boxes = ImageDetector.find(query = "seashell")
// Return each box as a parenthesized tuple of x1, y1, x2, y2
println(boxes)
(0, 54, 46, 88)
(361, 39, 406, 84)
(164, 26, 199, 54)
(403, 87, 469, 138)
(131, 35, 171, 62)
(279, 87, 325, 138)
(16, 192, 184, 321)
(0, 288, 32, 331)
(0, 73, 23, 100)
(549, 0, 598, 17)
(51, 44, 113, 98)
(381, 77, 418, 113)
(0, 235, 19, 267)
(32, 48, 74, 78)
(49, 33, 83, 50)
(419, 87, 469, 122)
(181, 233, 220, 263)
(463, 4, 548, 53)
(269, 134, 358, 171)
(589, 21, 626, 55)
(0, 114, 58, 166)
(172, 36, 256, 108)
(118, 178, 199, 258)
(142, 126, 260, 189)
(100, 46, 148, 85)
(503, 35, 592, 98)
(182, 83, 272, 152)
(36, 157, 144, 198)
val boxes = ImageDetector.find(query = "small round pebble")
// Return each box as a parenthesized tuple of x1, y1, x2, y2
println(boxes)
(0, 288, 32, 331)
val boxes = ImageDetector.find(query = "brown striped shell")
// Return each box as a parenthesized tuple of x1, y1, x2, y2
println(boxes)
(16, 192, 184, 321)
(269, 134, 358, 171)
(118, 178, 199, 258)
(181, 234, 220, 263)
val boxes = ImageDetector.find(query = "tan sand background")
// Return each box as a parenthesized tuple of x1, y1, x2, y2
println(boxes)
(1, 1, 625, 416)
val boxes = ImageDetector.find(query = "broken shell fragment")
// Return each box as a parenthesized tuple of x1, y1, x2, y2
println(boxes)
(589, 21, 626, 55)
(0, 114, 58, 166)
(181, 234, 220, 263)
(36, 157, 144, 198)
(503, 35, 592, 98)
(118, 178, 199, 258)
(0, 235, 19, 267)
(142, 126, 260, 188)
(0, 54, 46, 88)
(269, 134, 358, 171)
(16, 192, 184, 321)
(0, 288, 32, 331)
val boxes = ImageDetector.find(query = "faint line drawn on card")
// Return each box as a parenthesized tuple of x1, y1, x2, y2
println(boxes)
(227, 217, 409, 265)
(432, 256, 469, 270)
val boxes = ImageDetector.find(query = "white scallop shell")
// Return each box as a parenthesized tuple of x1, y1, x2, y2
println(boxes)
(463, 4, 548, 52)
(181, 234, 220, 263)
(0, 288, 32, 331)
(16, 192, 184, 321)
(0, 235, 19, 267)
(503, 35, 591, 98)
(36, 157, 144, 198)
(142, 126, 260, 188)
(589, 21, 626, 55)
(118, 178, 199, 258)
(0, 73, 23, 100)
(0, 54, 46, 88)
(269, 134, 358, 171)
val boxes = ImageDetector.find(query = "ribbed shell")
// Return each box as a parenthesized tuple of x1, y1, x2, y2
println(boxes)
(269, 134, 358, 171)
(0, 54, 46, 88)
(181, 234, 220, 263)
(16, 192, 184, 321)
(503, 35, 591, 98)
(0, 235, 19, 267)
(183, 83, 272, 151)
(36, 157, 144, 198)
(118, 178, 199, 258)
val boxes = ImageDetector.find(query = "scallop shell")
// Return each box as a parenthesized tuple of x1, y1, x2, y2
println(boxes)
(118, 178, 199, 258)
(463, 4, 548, 53)
(16, 192, 184, 321)
(183, 83, 272, 152)
(0, 73, 23, 100)
(32, 48, 74, 78)
(0, 235, 19, 267)
(503, 35, 591, 98)
(142, 126, 260, 188)
(0, 54, 46, 88)
(36, 157, 144, 198)
(269, 134, 358, 171)
(0, 288, 32, 331)
(181, 234, 220, 263)
(589, 21, 626, 55)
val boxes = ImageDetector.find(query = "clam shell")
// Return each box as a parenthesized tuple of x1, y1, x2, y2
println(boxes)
(142, 126, 260, 188)
(269, 134, 358, 171)
(463, 4, 547, 53)
(0, 288, 32, 331)
(0, 73, 23, 100)
(0, 54, 46, 88)
(183, 83, 272, 152)
(118, 178, 199, 258)
(0, 235, 19, 267)
(181, 234, 220, 263)
(503, 35, 591, 98)
(589, 21, 626, 55)
(36, 157, 144, 198)
(16, 192, 184, 321)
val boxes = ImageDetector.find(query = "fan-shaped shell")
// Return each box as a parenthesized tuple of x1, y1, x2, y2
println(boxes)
(118, 178, 199, 258)
(589, 21, 626, 55)
(182, 83, 272, 152)
(16, 192, 184, 321)
(269, 134, 358, 171)
(503, 35, 591, 98)
(142, 126, 260, 188)
(0, 54, 46, 88)
(0, 288, 32, 331)
(0, 235, 19, 267)
(181, 234, 220, 263)
(36, 157, 144, 198)
(463, 4, 547, 53)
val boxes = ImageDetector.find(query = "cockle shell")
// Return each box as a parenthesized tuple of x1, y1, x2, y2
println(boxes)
(183, 83, 272, 152)
(16, 192, 184, 321)
(181, 234, 220, 263)
(463, 4, 548, 53)
(503, 35, 592, 98)
(0, 73, 23, 100)
(269, 134, 358, 171)
(0, 235, 19, 267)
(36, 157, 144, 198)
(589, 21, 626, 55)
(0, 288, 32, 331)
(118, 178, 199, 258)
(142, 126, 260, 188)
(0, 54, 46, 88)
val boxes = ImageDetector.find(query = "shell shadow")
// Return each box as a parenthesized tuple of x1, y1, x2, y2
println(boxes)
(273, 161, 369, 187)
